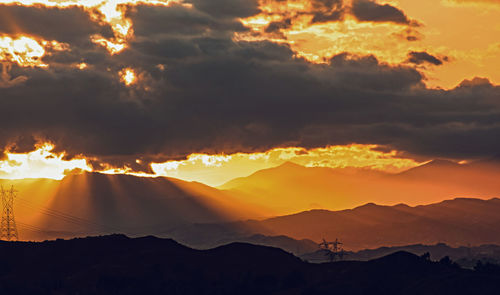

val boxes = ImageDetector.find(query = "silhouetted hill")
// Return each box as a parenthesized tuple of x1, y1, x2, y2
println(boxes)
(158, 220, 319, 256)
(0, 235, 499, 294)
(302, 243, 500, 268)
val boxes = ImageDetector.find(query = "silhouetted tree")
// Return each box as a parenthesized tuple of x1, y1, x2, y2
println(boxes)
(439, 256, 452, 266)
(439, 256, 460, 269)
(475, 260, 500, 274)
(420, 252, 431, 261)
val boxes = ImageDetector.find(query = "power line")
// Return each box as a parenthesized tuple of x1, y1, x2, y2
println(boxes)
(15, 197, 133, 236)
(16, 197, 119, 232)
(17, 221, 47, 234)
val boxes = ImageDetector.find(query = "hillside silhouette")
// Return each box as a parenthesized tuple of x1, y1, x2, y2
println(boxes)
(0, 235, 499, 294)
(302, 243, 500, 268)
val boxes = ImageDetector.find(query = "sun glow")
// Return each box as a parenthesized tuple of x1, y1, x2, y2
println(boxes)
(0, 35, 47, 67)
(0, 35, 69, 69)
(119, 67, 136, 85)
(0, 143, 92, 180)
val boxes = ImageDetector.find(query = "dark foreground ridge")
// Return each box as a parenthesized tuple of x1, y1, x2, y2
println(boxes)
(1, 235, 499, 295)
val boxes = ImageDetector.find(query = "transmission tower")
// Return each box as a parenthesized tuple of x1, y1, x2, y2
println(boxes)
(319, 238, 345, 262)
(1, 185, 19, 241)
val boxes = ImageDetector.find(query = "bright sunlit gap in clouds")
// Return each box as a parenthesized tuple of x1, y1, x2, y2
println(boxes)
(119, 67, 137, 86)
(0, 143, 91, 180)
(0, 35, 68, 68)
(150, 145, 421, 186)
(0, 143, 421, 185)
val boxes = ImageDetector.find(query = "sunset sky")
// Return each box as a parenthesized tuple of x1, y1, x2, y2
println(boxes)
(0, 0, 499, 185)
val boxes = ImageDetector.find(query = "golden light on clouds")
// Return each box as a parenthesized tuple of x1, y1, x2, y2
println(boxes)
(0, 35, 68, 87)
(0, 0, 187, 54)
(237, 0, 500, 88)
(151, 145, 421, 186)
(237, 0, 412, 63)
(0, 143, 91, 180)
(1, 0, 497, 88)
(0, 35, 47, 67)
(119, 67, 136, 85)
(0, 143, 421, 186)
(76, 62, 88, 70)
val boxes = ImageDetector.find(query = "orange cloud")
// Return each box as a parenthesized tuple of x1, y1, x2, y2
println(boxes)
(236, 0, 500, 88)
(237, 0, 421, 64)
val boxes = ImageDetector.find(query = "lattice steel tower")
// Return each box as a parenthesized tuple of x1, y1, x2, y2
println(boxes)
(1, 185, 19, 241)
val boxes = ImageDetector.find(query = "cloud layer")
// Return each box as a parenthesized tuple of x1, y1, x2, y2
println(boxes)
(0, 1, 499, 170)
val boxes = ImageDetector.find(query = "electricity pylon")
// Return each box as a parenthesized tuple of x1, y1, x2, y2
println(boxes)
(1, 185, 19, 241)
(319, 238, 345, 262)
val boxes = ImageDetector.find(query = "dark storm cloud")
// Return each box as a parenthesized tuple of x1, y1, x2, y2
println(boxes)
(186, 0, 261, 18)
(128, 4, 249, 38)
(0, 5, 113, 45)
(265, 19, 292, 33)
(310, 0, 345, 23)
(407, 51, 448, 66)
(0, 1, 499, 166)
(351, 0, 413, 25)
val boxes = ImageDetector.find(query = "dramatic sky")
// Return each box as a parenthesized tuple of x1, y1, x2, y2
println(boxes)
(0, 0, 499, 185)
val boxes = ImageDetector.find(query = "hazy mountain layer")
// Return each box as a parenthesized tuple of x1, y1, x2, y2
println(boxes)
(241, 198, 500, 250)
(0, 173, 259, 241)
(219, 160, 500, 215)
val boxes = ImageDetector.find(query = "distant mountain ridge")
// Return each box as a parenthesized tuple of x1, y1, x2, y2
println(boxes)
(159, 197, 500, 252)
(219, 159, 500, 215)
(3, 158, 500, 249)
(242, 197, 500, 250)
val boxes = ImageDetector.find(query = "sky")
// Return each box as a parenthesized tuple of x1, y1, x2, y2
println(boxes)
(0, 0, 499, 185)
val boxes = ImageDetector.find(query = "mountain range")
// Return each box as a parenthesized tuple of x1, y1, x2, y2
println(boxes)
(219, 159, 500, 215)
(163, 197, 500, 251)
(1, 158, 499, 251)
